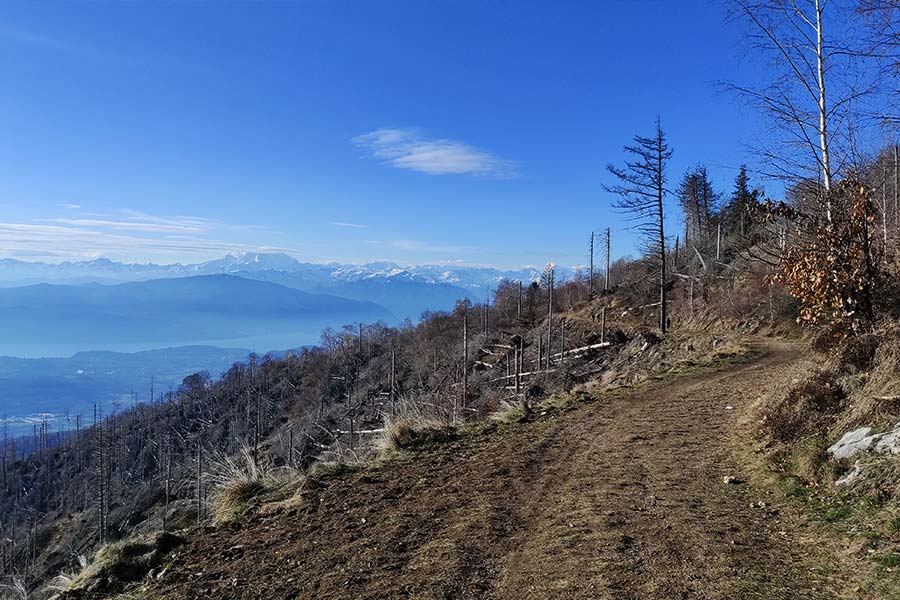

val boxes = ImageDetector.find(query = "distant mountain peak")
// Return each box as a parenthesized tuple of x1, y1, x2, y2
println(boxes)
(0, 253, 568, 293)
(210, 252, 303, 272)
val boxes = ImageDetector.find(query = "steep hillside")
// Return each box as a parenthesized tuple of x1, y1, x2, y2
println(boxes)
(65, 341, 882, 599)
(5, 249, 896, 599)
(0, 276, 729, 596)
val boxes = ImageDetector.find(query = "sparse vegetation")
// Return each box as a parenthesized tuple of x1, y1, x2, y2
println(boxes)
(207, 445, 303, 525)
(762, 370, 846, 443)
(45, 555, 87, 595)
(51, 532, 183, 599)
(489, 399, 533, 424)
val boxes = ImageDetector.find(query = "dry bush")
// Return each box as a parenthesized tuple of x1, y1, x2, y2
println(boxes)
(0, 579, 28, 600)
(207, 444, 303, 525)
(835, 333, 880, 374)
(376, 397, 456, 456)
(489, 398, 532, 424)
(779, 177, 881, 336)
(762, 370, 847, 443)
(46, 554, 88, 594)
(58, 532, 183, 597)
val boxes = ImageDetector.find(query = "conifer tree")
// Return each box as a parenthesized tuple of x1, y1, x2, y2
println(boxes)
(605, 117, 673, 333)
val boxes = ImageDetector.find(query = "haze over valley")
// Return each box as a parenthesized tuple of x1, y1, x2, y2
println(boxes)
(0, 252, 569, 433)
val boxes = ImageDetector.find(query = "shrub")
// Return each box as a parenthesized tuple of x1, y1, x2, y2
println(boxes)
(763, 370, 846, 442)
(207, 444, 302, 525)
(375, 396, 456, 457)
(377, 415, 455, 455)
(779, 177, 881, 336)
(488, 399, 532, 424)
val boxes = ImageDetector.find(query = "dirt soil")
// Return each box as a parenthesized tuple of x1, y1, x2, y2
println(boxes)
(140, 340, 868, 600)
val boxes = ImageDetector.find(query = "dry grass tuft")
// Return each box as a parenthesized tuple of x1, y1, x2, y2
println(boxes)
(46, 554, 88, 593)
(0, 578, 28, 600)
(207, 444, 303, 525)
(836, 333, 880, 374)
(837, 332, 900, 431)
(373, 397, 456, 457)
(489, 399, 532, 424)
(56, 532, 184, 597)
(377, 415, 455, 455)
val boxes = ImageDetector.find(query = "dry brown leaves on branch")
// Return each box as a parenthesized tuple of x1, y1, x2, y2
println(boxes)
(779, 177, 881, 336)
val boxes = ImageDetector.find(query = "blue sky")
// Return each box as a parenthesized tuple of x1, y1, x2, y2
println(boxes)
(0, 0, 766, 268)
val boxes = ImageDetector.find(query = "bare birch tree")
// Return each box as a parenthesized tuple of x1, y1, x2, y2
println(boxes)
(727, 0, 878, 216)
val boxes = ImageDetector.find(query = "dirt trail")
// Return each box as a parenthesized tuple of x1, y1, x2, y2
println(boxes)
(148, 341, 856, 600)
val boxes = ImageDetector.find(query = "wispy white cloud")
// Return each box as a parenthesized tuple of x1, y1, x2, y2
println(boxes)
(0, 22, 145, 67)
(0, 210, 291, 263)
(331, 221, 368, 229)
(56, 203, 81, 210)
(118, 209, 215, 228)
(0, 23, 73, 52)
(352, 128, 519, 178)
(39, 217, 208, 235)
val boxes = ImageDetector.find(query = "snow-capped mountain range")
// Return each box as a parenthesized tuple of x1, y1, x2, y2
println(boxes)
(0, 253, 570, 294)
(0, 253, 576, 323)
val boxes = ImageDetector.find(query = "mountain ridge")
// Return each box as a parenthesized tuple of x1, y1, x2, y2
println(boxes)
(0, 253, 570, 293)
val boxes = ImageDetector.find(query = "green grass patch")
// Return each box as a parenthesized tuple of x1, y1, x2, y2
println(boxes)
(885, 516, 900, 533)
(823, 505, 853, 523)
(775, 474, 810, 499)
(872, 552, 900, 569)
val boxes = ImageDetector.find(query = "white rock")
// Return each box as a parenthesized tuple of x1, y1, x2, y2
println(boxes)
(827, 427, 879, 459)
(836, 464, 861, 486)
(874, 427, 900, 455)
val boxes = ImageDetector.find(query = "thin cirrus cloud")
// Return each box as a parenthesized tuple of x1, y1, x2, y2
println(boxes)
(39, 217, 209, 235)
(37, 209, 218, 235)
(352, 128, 519, 178)
(0, 210, 289, 263)
(0, 23, 73, 52)
(331, 221, 368, 229)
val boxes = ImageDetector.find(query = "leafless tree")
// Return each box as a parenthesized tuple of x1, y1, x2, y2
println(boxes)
(727, 0, 879, 215)
(858, 1, 900, 114)
(605, 117, 673, 333)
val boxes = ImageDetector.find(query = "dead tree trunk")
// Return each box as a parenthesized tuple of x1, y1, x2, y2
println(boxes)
(601, 307, 607, 344)
(390, 345, 397, 405)
(546, 268, 554, 370)
(516, 281, 522, 322)
(461, 302, 468, 417)
(589, 232, 595, 297)
(605, 227, 611, 292)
